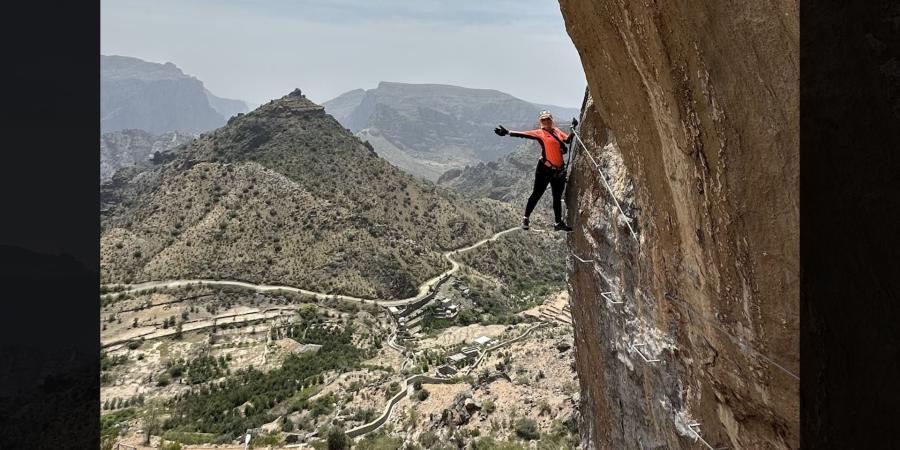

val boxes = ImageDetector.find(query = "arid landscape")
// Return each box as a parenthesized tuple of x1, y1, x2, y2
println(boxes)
(95, 1, 801, 447)
(100, 240, 577, 449)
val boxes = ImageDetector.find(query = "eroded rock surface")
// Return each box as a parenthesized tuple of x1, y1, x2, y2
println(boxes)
(558, 2, 798, 449)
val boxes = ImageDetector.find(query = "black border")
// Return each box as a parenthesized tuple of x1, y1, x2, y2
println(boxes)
(0, 1, 100, 448)
(0, 1, 899, 448)
(801, 1, 900, 448)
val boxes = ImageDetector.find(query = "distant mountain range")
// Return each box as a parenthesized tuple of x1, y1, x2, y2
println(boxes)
(100, 89, 514, 299)
(100, 129, 193, 182)
(101, 55, 250, 134)
(324, 82, 579, 181)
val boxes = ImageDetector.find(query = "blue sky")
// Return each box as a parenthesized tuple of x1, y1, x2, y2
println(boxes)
(101, 0, 586, 108)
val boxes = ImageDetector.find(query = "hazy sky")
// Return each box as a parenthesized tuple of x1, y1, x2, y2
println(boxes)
(101, 0, 587, 108)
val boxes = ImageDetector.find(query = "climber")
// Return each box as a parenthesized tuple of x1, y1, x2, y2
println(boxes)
(494, 110, 578, 231)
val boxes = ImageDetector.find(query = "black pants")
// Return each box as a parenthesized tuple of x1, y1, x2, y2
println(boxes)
(524, 162, 566, 223)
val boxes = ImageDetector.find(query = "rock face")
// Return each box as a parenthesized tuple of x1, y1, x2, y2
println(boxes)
(100, 129, 193, 182)
(100, 89, 513, 299)
(557, 2, 798, 449)
(437, 391, 476, 427)
(101, 55, 249, 134)
(324, 82, 579, 181)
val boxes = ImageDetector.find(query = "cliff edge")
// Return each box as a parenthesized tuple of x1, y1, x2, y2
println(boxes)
(558, 1, 798, 449)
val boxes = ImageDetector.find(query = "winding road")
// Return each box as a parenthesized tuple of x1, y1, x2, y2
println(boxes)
(101, 226, 521, 307)
(104, 224, 562, 443)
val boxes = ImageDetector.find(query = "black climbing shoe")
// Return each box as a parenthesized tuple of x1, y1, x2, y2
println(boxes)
(521, 217, 530, 230)
(554, 221, 573, 232)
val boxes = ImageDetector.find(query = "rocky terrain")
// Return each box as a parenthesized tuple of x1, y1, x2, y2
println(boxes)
(101, 129, 194, 182)
(558, 1, 799, 449)
(99, 266, 578, 450)
(101, 55, 249, 134)
(101, 89, 517, 300)
(324, 82, 578, 181)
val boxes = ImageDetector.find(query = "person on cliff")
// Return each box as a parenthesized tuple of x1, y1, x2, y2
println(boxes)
(495, 110, 578, 231)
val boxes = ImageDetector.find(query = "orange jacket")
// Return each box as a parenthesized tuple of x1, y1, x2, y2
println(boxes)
(509, 127, 574, 168)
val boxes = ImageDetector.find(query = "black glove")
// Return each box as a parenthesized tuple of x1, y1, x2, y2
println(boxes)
(571, 118, 579, 128)
(494, 125, 509, 136)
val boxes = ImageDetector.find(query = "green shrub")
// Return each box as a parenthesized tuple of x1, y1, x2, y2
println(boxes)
(160, 441, 182, 450)
(538, 400, 552, 416)
(325, 426, 349, 450)
(354, 433, 404, 450)
(309, 395, 336, 418)
(418, 430, 438, 448)
(249, 433, 281, 448)
(514, 417, 540, 440)
(472, 437, 526, 450)
(100, 408, 136, 439)
(161, 431, 214, 445)
(385, 381, 401, 399)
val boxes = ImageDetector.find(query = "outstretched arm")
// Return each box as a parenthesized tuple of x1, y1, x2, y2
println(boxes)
(495, 125, 542, 140)
(510, 129, 543, 140)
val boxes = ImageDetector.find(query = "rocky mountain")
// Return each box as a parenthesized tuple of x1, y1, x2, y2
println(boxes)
(100, 129, 193, 182)
(100, 89, 515, 300)
(323, 82, 579, 181)
(558, 2, 798, 449)
(101, 55, 249, 134)
(205, 88, 251, 119)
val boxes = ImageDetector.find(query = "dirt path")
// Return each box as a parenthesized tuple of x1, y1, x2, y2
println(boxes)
(101, 227, 521, 307)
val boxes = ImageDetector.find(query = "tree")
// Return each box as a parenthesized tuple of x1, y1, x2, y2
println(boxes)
(326, 426, 349, 450)
(142, 404, 162, 445)
(514, 417, 540, 441)
(174, 321, 183, 340)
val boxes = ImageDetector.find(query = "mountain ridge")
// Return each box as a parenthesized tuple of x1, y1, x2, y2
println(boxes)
(323, 81, 579, 181)
(101, 54, 250, 134)
(101, 89, 515, 300)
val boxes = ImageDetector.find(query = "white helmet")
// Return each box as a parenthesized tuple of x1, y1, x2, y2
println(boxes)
(538, 110, 553, 120)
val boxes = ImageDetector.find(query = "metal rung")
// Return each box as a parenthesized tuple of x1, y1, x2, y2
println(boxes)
(686, 423, 728, 450)
(630, 343, 661, 363)
(601, 291, 623, 305)
(571, 252, 594, 263)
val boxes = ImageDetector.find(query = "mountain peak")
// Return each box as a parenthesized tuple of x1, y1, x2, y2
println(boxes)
(250, 89, 324, 119)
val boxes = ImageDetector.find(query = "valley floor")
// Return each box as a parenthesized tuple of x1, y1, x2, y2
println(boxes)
(100, 227, 577, 450)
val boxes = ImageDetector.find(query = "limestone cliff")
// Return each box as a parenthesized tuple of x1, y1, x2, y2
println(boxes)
(558, 2, 799, 449)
